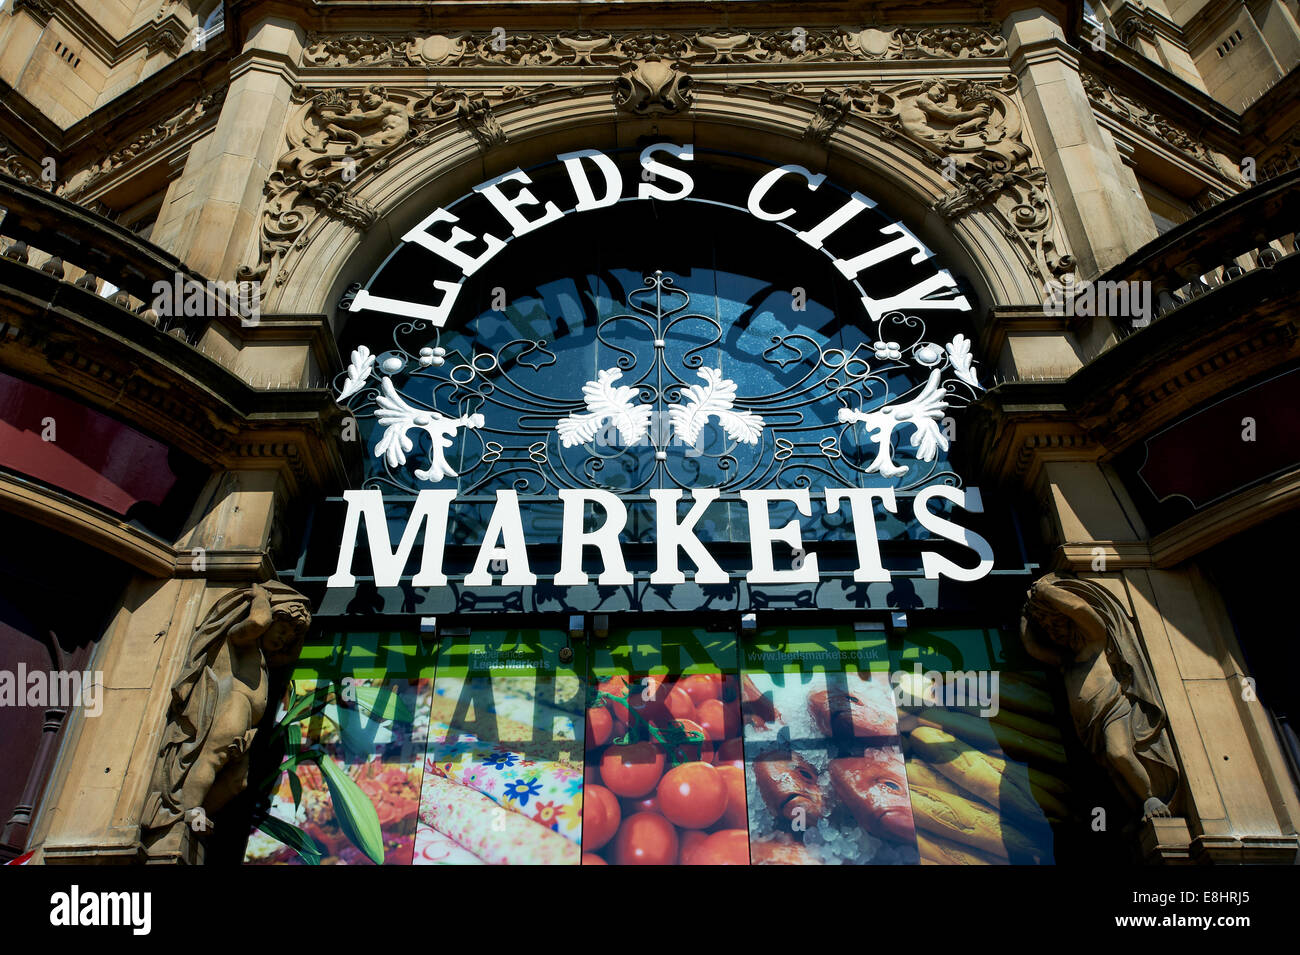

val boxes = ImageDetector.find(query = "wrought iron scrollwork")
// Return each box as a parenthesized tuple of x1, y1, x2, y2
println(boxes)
(334, 270, 983, 495)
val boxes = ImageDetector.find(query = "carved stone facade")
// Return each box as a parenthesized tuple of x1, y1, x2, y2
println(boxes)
(1081, 69, 1246, 183)
(0, 1, 1298, 872)
(57, 91, 226, 201)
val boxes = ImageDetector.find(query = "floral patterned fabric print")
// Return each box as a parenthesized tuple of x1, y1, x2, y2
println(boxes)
(426, 722, 585, 843)
(413, 822, 487, 865)
(418, 775, 579, 865)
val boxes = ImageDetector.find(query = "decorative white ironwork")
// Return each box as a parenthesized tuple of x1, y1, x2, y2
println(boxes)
(837, 368, 948, 478)
(332, 269, 983, 495)
(557, 368, 654, 448)
(337, 345, 376, 402)
(945, 333, 980, 389)
(667, 367, 764, 447)
(372, 377, 485, 482)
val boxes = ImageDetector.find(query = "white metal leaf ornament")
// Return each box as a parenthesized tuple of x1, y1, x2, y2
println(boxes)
(557, 368, 653, 448)
(373, 377, 485, 483)
(668, 368, 764, 447)
(946, 334, 981, 390)
(837, 369, 949, 478)
(337, 345, 376, 402)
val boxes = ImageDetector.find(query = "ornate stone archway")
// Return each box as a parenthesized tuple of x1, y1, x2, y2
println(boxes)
(248, 65, 1071, 322)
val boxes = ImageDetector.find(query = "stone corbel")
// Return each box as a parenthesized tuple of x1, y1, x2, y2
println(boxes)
(147, 21, 188, 58)
(1117, 14, 1158, 47)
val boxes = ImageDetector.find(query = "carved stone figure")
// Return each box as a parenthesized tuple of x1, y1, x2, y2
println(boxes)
(898, 80, 996, 148)
(614, 58, 693, 115)
(143, 582, 311, 832)
(1020, 574, 1180, 823)
(318, 85, 410, 153)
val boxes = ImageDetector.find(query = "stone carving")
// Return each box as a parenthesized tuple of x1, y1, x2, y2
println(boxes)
(303, 33, 473, 67)
(447, 90, 508, 146)
(614, 58, 693, 115)
(300, 25, 1008, 68)
(801, 76, 1028, 171)
(12, 0, 55, 24)
(1118, 16, 1157, 45)
(58, 90, 226, 200)
(303, 180, 378, 230)
(241, 82, 525, 283)
(1081, 71, 1244, 183)
(142, 582, 311, 833)
(792, 75, 1070, 280)
(907, 25, 1008, 58)
(1020, 574, 1180, 823)
(1260, 129, 1300, 179)
(896, 77, 1031, 173)
(317, 85, 411, 152)
(804, 86, 876, 145)
(243, 83, 514, 283)
(147, 23, 186, 57)
(0, 135, 48, 189)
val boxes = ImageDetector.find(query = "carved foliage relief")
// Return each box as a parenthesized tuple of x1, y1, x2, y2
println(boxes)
(1081, 71, 1246, 184)
(300, 25, 1009, 68)
(239, 83, 523, 284)
(790, 74, 1072, 281)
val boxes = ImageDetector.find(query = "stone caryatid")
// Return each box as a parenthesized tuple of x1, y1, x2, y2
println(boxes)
(1020, 574, 1180, 823)
(143, 582, 311, 834)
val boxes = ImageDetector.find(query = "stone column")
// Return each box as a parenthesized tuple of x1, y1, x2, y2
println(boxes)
(150, 16, 304, 281)
(1004, 8, 1159, 278)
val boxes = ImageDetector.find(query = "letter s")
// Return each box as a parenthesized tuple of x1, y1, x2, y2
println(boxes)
(638, 144, 694, 201)
(915, 485, 994, 582)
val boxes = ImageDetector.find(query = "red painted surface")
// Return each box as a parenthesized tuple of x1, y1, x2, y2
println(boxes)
(0, 371, 178, 515)
(1137, 368, 1300, 509)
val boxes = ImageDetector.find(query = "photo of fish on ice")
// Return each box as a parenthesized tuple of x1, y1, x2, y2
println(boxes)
(741, 670, 920, 865)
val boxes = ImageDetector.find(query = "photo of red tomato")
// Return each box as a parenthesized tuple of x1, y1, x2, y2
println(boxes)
(582, 671, 750, 864)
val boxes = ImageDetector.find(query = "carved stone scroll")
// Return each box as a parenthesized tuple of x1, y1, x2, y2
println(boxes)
(240, 84, 516, 284)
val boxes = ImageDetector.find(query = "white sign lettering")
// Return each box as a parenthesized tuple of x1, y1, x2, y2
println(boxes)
(350, 145, 971, 327)
(327, 485, 994, 588)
